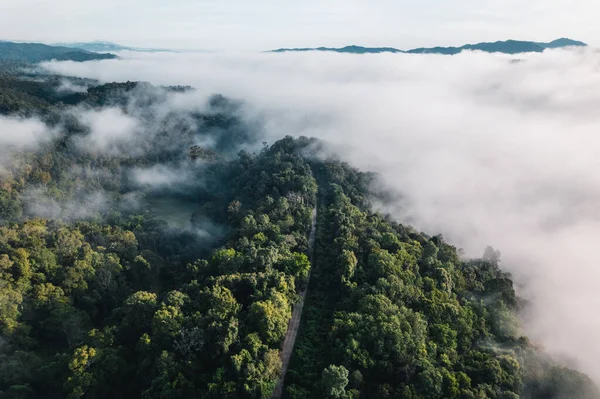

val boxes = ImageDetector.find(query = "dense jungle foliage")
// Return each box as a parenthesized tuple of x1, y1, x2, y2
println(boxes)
(0, 65, 597, 399)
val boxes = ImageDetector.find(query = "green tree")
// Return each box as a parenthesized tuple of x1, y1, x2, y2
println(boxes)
(322, 365, 349, 398)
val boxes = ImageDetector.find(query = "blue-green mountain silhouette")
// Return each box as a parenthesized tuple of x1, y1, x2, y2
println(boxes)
(271, 38, 587, 55)
(0, 41, 117, 62)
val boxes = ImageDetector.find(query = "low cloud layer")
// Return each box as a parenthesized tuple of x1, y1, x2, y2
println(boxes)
(0, 116, 51, 152)
(42, 48, 600, 381)
(75, 108, 141, 155)
(22, 187, 111, 220)
(0, 116, 54, 175)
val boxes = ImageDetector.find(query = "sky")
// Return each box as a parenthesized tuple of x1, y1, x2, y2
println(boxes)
(0, 0, 599, 50)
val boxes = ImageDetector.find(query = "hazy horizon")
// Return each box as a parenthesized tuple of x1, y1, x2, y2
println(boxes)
(1, 0, 599, 50)
(1, 37, 590, 53)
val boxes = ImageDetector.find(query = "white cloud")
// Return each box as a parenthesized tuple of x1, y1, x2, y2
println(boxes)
(0, 116, 53, 170)
(0, 115, 50, 149)
(74, 107, 140, 155)
(56, 79, 88, 93)
(131, 164, 196, 188)
(22, 187, 110, 220)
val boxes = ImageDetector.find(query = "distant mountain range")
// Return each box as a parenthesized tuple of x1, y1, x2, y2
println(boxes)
(55, 41, 175, 53)
(0, 41, 117, 62)
(271, 38, 587, 55)
(0, 38, 586, 63)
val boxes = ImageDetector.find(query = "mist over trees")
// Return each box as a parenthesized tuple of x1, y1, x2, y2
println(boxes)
(0, 64, 597, 399)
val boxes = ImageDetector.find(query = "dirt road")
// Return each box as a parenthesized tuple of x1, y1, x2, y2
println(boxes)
(270, 207, 317, 399)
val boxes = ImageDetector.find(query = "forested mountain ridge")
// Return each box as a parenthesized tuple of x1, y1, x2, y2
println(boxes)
(0, 67, 597, 398)
(270, 38, 587, 55)
(284, 164, 598, 398)
(0, 41, 116, 62)
(54, 41, 174, 53)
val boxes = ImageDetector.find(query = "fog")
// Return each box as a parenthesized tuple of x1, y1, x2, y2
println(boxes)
(22, 187, 111, 220)
(41, 47, 600, 381)
(131, 164, 196, 189)
(75, 108, 141, 155)
(0, 116, 52, 162)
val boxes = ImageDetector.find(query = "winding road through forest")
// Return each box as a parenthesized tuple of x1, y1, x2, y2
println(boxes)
(270, 207, 317, 399)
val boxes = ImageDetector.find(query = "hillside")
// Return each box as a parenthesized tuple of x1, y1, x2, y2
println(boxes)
(271, 38, 587, 55)
(538, 38, 588, 48)
(407, 38, 587, 55)
(56, 41, 174, 53)
(0, 41, 117, 62)
(0, 67, 597, 399)
(271, 45, 403, 54)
